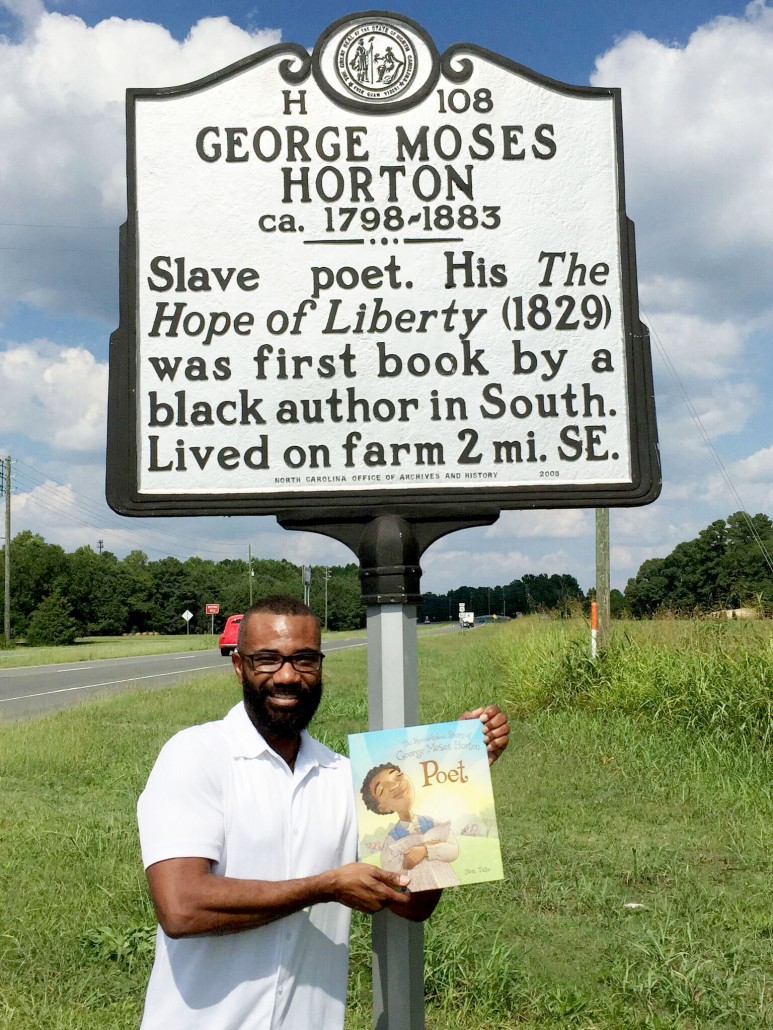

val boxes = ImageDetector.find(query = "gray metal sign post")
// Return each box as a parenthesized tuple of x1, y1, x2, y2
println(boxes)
(368, 601, 422, 1029)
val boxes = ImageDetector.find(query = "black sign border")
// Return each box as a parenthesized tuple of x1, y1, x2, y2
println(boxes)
(107, 13, 661, 519)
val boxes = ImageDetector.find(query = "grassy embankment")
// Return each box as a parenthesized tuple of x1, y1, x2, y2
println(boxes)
(1, 618, 771, 1028)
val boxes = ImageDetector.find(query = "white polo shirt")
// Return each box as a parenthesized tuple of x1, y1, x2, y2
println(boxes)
(137, 703, 357, 1030)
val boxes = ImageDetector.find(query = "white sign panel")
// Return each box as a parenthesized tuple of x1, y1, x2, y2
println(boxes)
(107, 12, 659, 517)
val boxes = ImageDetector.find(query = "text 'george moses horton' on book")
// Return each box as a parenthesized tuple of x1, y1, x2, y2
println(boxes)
(348, 720, 503, 893)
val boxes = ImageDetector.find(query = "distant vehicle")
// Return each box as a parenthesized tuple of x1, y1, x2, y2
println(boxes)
(218, 614, 243, 656)
(460, 611, 475, 629)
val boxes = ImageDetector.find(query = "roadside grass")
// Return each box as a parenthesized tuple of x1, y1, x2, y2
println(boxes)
(1, 620, 771, 1028)
(0, 634, 219, 668)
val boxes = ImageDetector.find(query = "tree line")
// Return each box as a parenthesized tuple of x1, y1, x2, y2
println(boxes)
(0, 531, 586, 645)
(2, 510, 769, 645)
(624, 511, 773, 617)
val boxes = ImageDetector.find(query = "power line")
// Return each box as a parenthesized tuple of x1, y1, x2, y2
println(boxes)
(0, 221, 115, 230)
(9, 457, 252, 561)
(0, 245, 114, 254)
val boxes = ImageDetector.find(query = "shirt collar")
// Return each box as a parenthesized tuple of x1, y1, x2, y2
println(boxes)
(223, 702, 340, 771)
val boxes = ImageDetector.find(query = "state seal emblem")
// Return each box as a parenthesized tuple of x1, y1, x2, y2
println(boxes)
(336, 21, 417, 102)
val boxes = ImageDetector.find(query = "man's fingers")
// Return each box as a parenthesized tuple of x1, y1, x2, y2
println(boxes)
(479, 705, 511, 764)
(460, 707, 484, 720)
(333, 863, 413, 912)
(457, 705, 511, 764)
(372, 867, 410, 890)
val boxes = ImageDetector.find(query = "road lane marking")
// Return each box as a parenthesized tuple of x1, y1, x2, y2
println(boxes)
(0, 665, 219, 703)
(0, 652, 217, 674)
(1, 642, 368, 704)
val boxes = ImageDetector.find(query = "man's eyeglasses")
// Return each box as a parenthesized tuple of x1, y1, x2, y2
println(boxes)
(239, 650, 325, 674)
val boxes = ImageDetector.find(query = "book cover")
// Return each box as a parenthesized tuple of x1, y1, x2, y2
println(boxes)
(347, 720, 503, 892)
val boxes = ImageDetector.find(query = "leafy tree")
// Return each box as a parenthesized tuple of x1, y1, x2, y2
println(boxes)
(323, 566, 365, 631)
(722, 512, 773, 609)
(146, 556, 197, 634)
(625, 557, 670, 617)
(2, 529, 606, 638)
(521, 572, 583, 613)
(625, 512, 773, 615)
(62, 546, 135, 636)
(250, 559, 305, 606)
(7, 531, 69, 634)
(26, 590, 79, 646)
(610, 588, 629, 618)
(121, 550, 157, 632)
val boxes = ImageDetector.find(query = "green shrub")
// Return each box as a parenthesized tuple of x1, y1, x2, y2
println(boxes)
(26, 590, 80, 646)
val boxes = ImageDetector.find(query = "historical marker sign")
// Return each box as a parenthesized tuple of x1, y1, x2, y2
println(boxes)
(107, 11, 660, 518)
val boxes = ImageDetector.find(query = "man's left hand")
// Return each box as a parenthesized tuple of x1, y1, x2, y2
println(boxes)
(459, 704, 510, 765)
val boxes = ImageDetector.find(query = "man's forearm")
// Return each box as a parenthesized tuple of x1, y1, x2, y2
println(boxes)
(148, 858, 338, 938)
(147, 857, 415, 938)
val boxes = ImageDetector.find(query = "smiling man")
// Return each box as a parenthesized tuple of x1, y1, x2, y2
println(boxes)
(137, 594, 509, 1030)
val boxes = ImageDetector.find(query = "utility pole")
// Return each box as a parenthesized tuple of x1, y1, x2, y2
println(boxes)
(323, 566, 331, 630)
(98, 539, 104, 555)
(248, 544, 253, 606)
(2, 455, 10, 642)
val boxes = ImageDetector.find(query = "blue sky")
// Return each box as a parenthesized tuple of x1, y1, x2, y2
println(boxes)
(0, 0, 771, 596)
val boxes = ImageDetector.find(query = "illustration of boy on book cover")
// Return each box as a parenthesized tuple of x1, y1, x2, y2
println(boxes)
(348, 720, 503, 893)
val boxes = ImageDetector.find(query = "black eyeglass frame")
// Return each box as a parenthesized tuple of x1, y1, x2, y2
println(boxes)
(238, 650, 325, 673)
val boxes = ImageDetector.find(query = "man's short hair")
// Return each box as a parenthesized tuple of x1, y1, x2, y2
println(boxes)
(237, 594, 319, 650)
(360, 762, 400, 813)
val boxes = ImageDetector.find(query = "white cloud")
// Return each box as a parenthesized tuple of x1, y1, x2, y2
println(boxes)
(735, 443, 773, 482)
(0, 0, 44, 34)
(423, 544, 535, 588)
(592, 1, 773, 323)
(0, 341, 107, 449)
(13, 479, 95, 550)
(482, 508, 590, 541)
(0, 9, 280, 319)
(645, 312, 744, 381)
(586, 2, 773, 591)
(697, 446, 773, 510)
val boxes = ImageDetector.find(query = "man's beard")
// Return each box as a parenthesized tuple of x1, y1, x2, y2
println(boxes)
(242, 677, 323, 740)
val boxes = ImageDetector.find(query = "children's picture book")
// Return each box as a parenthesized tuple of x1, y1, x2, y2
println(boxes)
(348, 720, 503, 893)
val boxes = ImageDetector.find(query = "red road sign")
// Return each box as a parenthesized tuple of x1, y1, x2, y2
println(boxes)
(205, 603, 220, 615)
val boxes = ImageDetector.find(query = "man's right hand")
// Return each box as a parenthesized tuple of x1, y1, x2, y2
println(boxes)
(145, 856, 437, 938)
(329, 862, 410, 913)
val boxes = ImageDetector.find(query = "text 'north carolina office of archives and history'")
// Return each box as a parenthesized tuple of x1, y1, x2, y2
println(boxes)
(106, 10, 660, 517)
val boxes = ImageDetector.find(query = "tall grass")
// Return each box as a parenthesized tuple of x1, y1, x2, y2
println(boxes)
(486, 618, 773, 745)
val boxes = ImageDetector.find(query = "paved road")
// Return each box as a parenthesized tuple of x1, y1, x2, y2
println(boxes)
(0, 635, 368, 721)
